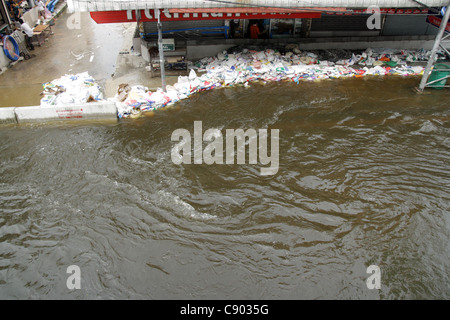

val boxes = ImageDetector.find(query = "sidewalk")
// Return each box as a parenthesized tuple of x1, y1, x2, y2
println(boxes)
(0, 10, 131, 108)
(0, 4, 180, 108)
(0, 1, 68, 73)
(103, 25, 181, 98)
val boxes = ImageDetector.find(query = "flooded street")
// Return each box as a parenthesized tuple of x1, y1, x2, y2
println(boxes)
(0, 77, 449, 299)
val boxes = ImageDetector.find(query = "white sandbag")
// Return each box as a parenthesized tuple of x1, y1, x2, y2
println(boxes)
(178, 75, 190, 84)
(189, 69, 197, 81)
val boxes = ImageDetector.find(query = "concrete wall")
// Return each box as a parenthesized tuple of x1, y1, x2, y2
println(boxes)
(184, 35, 450, 60)
(133, 36, 142, 54)
(0, 107, 16, 124)
(0, 102, 119, 124)
(0, 49, 10, 71)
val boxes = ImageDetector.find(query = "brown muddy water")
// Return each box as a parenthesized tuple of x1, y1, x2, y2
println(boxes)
(0, 76, 449, 299)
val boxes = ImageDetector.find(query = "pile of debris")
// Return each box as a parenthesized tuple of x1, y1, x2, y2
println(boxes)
(40, 72, 104, 106)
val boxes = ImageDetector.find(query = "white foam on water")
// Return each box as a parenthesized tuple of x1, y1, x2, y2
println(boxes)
(419, 120, 438, 133)
(411, 120, 439, 135)
(156, 190, 216, 221)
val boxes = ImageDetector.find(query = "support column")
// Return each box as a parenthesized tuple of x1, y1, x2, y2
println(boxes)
(300, 18, 312, 38)
(418, 3, 450, 91)
(156, 9, 166, 92)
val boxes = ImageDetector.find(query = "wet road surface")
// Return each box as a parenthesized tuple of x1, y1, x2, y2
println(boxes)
(0, 12, 131, 108)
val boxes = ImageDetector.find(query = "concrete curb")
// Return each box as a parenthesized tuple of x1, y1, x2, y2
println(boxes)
(0, 102, 118, 124)
(0, 108, 17, 124)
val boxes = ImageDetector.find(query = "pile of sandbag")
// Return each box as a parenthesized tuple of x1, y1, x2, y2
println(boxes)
(115, 46, 432, 118)
(40, 72, 104, 106)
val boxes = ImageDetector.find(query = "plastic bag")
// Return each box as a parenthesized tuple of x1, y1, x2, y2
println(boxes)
(189, 69, 197, 81)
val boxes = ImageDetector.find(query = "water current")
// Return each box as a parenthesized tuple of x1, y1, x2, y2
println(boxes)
(0, 76, 449, 299)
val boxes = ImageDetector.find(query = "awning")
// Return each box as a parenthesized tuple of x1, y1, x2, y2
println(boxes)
(69, 0, 450, 13)
(169, 7, 346, 14)
(90, 8, 323, 24)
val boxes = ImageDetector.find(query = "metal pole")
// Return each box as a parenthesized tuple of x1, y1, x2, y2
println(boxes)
(269, 19, 272, 38)
(418, 3, 450, 91)
(156, 9, 166, 92)
(1, 0, 11, 25)
(439, 33, 450, 57)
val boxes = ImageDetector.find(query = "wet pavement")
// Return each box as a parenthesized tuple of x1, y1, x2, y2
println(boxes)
(0, 11, 135, 108)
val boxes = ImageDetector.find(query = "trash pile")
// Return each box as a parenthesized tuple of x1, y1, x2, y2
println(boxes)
(40, 72, 104, 106)
(113, 83, 178, 118)
(333, 47, 437, 67)
(115, 46, 433, 119)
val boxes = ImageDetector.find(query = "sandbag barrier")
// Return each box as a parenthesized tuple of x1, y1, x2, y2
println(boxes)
(1, 47, 443, 124)
(113, 47, 440, 119)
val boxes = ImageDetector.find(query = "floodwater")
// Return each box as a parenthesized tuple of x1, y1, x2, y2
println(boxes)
(0, 76, 449, 299)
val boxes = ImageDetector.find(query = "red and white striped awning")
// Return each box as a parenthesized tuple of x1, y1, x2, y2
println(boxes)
(90, 8, 326, 24)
